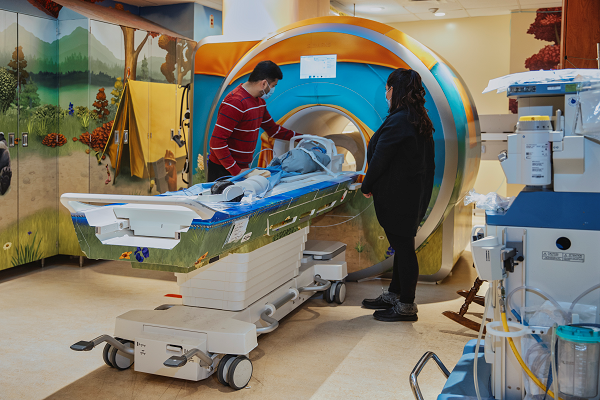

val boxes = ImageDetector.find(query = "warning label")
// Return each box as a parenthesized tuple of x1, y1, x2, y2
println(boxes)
(542, 251, 585, 263)
(525, 143, 549, 159)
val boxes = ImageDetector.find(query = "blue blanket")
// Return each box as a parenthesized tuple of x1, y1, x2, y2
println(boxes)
(161, 167, 299, 198)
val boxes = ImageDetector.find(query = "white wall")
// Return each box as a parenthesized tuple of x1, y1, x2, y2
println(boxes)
(389, 15, 511, 115)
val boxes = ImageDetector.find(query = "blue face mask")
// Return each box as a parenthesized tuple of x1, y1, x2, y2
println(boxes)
(385, 87, 391, 108)
(261, 82, 275, 100)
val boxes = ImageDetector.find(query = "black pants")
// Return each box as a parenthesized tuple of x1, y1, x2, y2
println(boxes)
(386, 230, 419, 304)
(207, 159, 231, 182)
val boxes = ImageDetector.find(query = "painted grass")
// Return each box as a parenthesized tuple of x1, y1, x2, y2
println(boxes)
(0, 113, 100, 159)
(11, 231, 43, 267)
(59, 210, 84, 257)
(0, 208, 58, 271)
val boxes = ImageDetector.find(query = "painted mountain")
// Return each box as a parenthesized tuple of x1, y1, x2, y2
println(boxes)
(0, 23, 169, 83)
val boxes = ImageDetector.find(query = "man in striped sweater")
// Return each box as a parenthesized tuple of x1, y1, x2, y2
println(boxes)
(208, 60, 298, 181)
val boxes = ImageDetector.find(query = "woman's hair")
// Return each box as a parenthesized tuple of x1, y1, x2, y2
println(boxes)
(387, 68, 434, 139)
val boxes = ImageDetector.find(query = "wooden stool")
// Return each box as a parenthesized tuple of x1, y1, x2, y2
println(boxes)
(442, 276, 486, 332)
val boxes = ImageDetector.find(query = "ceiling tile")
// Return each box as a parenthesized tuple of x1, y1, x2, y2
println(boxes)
(467, 7, 515, 16)
(414, 9, 470, 20)
(372, 13, 421, 22)
(518, 0, 561, 4)
(354, 4, 412, 15)
(458, 0, 518, 8)
(404, 3, 464, 14)
(335, 0, 411, 15)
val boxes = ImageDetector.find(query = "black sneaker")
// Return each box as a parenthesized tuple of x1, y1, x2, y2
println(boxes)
(362, 291, 398, 310)
(373, 302, 418, 322)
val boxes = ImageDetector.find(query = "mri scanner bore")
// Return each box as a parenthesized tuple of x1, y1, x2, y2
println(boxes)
(61, 16, 480, 387)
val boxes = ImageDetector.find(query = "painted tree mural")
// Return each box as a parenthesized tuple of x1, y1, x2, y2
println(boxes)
(111, 77, 124, 107)
(176, 39, 198, 84)
(510, 7, 562, 113)
(93, 88, 109, 121)
(525, 8, 562, 71)
(121, 12, 159, 82)
(140, 55, 149, 81)
(0, 68, 17, 114)
(158, 36, 197, 85)
(158, 35, 177, 84)
(21, 79, 41, 109)
(8, 46, 29, 86)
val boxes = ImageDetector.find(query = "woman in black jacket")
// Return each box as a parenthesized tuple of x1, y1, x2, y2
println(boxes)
(361, 68, 435, 322)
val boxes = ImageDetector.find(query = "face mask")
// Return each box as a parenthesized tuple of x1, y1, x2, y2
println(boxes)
(385, 87, 391, 108)
(261, 82, 275, 100)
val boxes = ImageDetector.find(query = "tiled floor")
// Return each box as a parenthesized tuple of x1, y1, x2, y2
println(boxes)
(0, 247, 485, 400)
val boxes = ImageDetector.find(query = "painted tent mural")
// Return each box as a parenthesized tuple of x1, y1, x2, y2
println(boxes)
(0, 3, 206, 271)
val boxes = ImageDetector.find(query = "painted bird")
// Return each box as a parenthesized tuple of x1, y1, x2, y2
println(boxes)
(0, 133, 12, 195)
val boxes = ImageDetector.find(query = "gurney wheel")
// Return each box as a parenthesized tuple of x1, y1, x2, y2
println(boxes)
(227, 355, 253, 390)
(334, 282, 346, 304)
(217, 354, 236, 386)
(108, 339, 134, 370)
(323, 285, 334, 303)
(102, 343, 114, 367)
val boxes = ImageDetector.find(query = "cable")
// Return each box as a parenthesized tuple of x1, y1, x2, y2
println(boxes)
(474, 287, 491, 400)
(507, 285, 570, 322)
(569, 283, 600, 313)
(251, 148, 273, 168)
(311, 202, 373, 228)
(550, 325, 559, 400)
(565, 58, 579, 69)
(499, 281, 564, 400)
(178, 84, 190, 184)
(492, 176, 506, 194)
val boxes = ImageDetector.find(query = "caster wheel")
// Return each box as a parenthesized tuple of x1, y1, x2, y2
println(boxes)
(108, 339, 134, 370)
(217, 354, 236, 386)
(323, 283, 334, 303)
(334, 281, 346, 304)
(102, 343, 114, 367)
(227, 356, 253, 390)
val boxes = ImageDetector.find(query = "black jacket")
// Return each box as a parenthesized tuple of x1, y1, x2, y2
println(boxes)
(361, 108, 435, 237)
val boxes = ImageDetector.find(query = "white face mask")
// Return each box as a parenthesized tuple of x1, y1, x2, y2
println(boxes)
(385, 87, 391, 108)
(261, 82, 275, 100)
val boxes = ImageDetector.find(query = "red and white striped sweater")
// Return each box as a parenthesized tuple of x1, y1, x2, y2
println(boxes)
(208, 84, 296, 176)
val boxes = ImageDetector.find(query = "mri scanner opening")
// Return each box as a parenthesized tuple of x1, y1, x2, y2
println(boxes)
(280, 106, 367, 173)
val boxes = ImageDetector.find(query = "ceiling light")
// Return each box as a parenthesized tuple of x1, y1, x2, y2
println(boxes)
(434, 12, 445, 16)
(365, 6, 385, 11)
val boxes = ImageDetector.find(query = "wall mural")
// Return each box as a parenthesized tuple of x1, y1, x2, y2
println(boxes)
(510, 7, 562, 114)
(0, 2, 207, 271)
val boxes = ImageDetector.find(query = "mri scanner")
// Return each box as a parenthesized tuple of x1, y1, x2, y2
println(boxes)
(191, 16, 481, 281)
(62, 16, 480, 389)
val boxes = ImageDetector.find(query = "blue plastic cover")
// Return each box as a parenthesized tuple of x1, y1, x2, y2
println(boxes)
(486, 191, 600, 231)
(437, 340, 494, 400)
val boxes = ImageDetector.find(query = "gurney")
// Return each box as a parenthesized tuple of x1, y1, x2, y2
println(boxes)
(62, 135, 360, 388)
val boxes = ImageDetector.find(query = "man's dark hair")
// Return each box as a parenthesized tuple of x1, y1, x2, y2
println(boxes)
(248, 60, 283, 83)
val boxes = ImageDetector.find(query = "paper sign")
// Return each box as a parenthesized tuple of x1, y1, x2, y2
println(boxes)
(226, 218, 249, 245)
(300, 54, 337, 79)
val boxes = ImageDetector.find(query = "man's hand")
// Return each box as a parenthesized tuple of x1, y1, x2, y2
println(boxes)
(363, 192, 372, 199)
(238, 168, 250, 175)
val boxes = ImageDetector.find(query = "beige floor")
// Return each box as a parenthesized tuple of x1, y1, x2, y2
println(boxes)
(0, 250, 485, 400)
